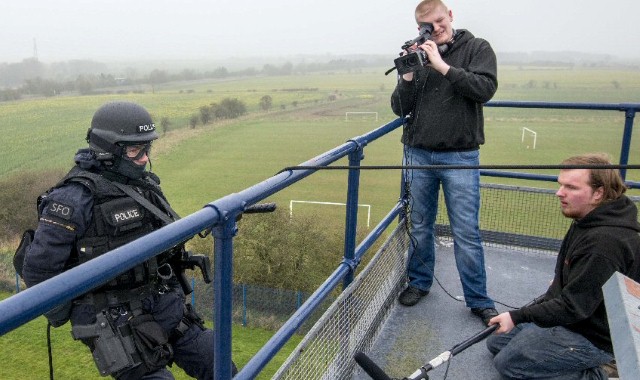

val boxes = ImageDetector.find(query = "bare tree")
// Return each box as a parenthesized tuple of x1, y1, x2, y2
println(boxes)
(259, 95, 273, 111)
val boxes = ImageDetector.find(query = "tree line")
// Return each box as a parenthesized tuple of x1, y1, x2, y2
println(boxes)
(0, 56, 389, 101)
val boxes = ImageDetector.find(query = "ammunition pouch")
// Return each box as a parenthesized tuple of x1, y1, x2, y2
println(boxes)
(129, 314, 173, 371)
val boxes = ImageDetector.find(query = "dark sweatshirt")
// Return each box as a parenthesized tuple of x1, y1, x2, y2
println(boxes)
(510, 195, 640, 352)
(391, 29, 498, 151)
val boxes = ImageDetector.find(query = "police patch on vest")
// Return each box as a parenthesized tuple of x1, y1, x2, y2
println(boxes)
(109, 206, 144, 226)
(47, 201, 74, 220)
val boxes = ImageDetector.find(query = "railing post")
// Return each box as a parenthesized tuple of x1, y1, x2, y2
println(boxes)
(213, 218, 237, 380)
(619, 106, 636, 180)
(343, 144, 364, 289)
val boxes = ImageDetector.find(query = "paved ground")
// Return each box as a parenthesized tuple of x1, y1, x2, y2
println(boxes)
(353, 243, 557, 380)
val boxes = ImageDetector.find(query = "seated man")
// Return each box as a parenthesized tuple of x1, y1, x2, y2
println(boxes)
(486, 153, 639, 379)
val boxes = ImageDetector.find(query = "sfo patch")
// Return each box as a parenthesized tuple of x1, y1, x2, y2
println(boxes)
(47, 202, 74, 220)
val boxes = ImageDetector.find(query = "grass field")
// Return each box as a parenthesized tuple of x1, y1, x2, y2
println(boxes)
(1, 65, 640, 378)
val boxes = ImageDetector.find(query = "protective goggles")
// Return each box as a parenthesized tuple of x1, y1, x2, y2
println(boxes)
(122, 143, 152, 160)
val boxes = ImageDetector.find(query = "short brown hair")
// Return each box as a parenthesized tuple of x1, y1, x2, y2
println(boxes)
(561, 153, 627, 203)
(415, 0, 447, 21)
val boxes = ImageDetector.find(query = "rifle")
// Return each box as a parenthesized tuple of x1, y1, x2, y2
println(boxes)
(156, 246, 211, 295)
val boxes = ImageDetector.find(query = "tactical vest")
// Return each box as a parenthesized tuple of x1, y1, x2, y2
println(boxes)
(54, 168, 181, 377)
(57, 167, 174, 290)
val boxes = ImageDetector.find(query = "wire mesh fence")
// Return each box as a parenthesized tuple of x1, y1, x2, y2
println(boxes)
(437, 184, 569, 252)
(437, 183, 640, 252)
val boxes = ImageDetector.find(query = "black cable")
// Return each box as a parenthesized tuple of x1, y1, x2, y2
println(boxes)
(434, 274, 518, 309)
(47, 322, 54, 380)
(442, 359, 452, 380)
(432, 274, 464, 304)
(494, 299, 519, 310)
(278, 163, 640, 174)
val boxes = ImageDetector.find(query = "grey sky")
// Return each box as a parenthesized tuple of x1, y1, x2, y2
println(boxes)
(2, 0, 639, 63)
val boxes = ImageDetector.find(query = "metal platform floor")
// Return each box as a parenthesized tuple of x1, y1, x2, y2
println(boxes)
(354, 242, 557, 380)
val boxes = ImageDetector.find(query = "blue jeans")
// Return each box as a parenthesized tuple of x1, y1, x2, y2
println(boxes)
(486, 323, 613, 379)
(404, 146, 493, 308)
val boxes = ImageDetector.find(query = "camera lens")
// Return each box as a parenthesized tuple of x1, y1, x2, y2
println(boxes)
(406, 55, 419, 67)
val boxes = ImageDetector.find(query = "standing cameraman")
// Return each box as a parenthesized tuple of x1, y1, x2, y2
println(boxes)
(391, 0, 499, 325)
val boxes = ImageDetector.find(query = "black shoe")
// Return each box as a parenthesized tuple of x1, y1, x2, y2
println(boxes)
(398, 286, 429, 306)
(471, 307, 498, 325)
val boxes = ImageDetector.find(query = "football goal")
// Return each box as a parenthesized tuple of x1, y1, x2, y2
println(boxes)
(521, 127, 537, 149)
(289, 200, 371, 228)
(345, 112, 378, 122)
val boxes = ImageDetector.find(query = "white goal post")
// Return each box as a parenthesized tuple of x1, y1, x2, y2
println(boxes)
(289, 200, 371, 228)
(521, 127, 537, 149)
(345, 112, 378, 122)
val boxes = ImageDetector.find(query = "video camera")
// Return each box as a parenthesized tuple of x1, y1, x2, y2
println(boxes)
(387, 23, 434, 76)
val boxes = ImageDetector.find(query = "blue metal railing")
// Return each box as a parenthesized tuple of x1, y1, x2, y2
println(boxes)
(0, 102, 638, 379)
(485, 101, 639, 179)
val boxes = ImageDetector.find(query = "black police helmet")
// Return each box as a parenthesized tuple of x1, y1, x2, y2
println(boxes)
(87, 101, 158, 159)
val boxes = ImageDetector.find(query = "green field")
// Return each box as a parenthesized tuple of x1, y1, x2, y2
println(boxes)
(1, 65, 640, 378)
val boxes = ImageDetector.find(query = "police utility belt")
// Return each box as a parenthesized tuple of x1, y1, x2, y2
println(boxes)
(71, 283, 205, 378)
(71, 285, 175, 378)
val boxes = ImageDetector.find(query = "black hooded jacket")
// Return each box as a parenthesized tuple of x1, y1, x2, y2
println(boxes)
(510, 195, 640, 352)
(390, 29, 498, 151)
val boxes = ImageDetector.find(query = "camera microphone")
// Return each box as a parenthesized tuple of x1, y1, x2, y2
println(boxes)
(354, 351, 393, 380)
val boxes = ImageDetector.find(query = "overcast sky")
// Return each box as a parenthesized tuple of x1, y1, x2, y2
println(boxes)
(2, 0, 639, 63)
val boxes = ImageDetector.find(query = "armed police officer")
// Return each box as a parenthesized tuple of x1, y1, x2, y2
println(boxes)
(22, 101, 236, 379)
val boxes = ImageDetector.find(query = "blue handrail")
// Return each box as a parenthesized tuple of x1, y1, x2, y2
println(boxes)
(485, 101, 639, 178)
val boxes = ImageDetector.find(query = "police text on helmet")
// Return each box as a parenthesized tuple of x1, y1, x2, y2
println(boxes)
(137, 124, 156, 133)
